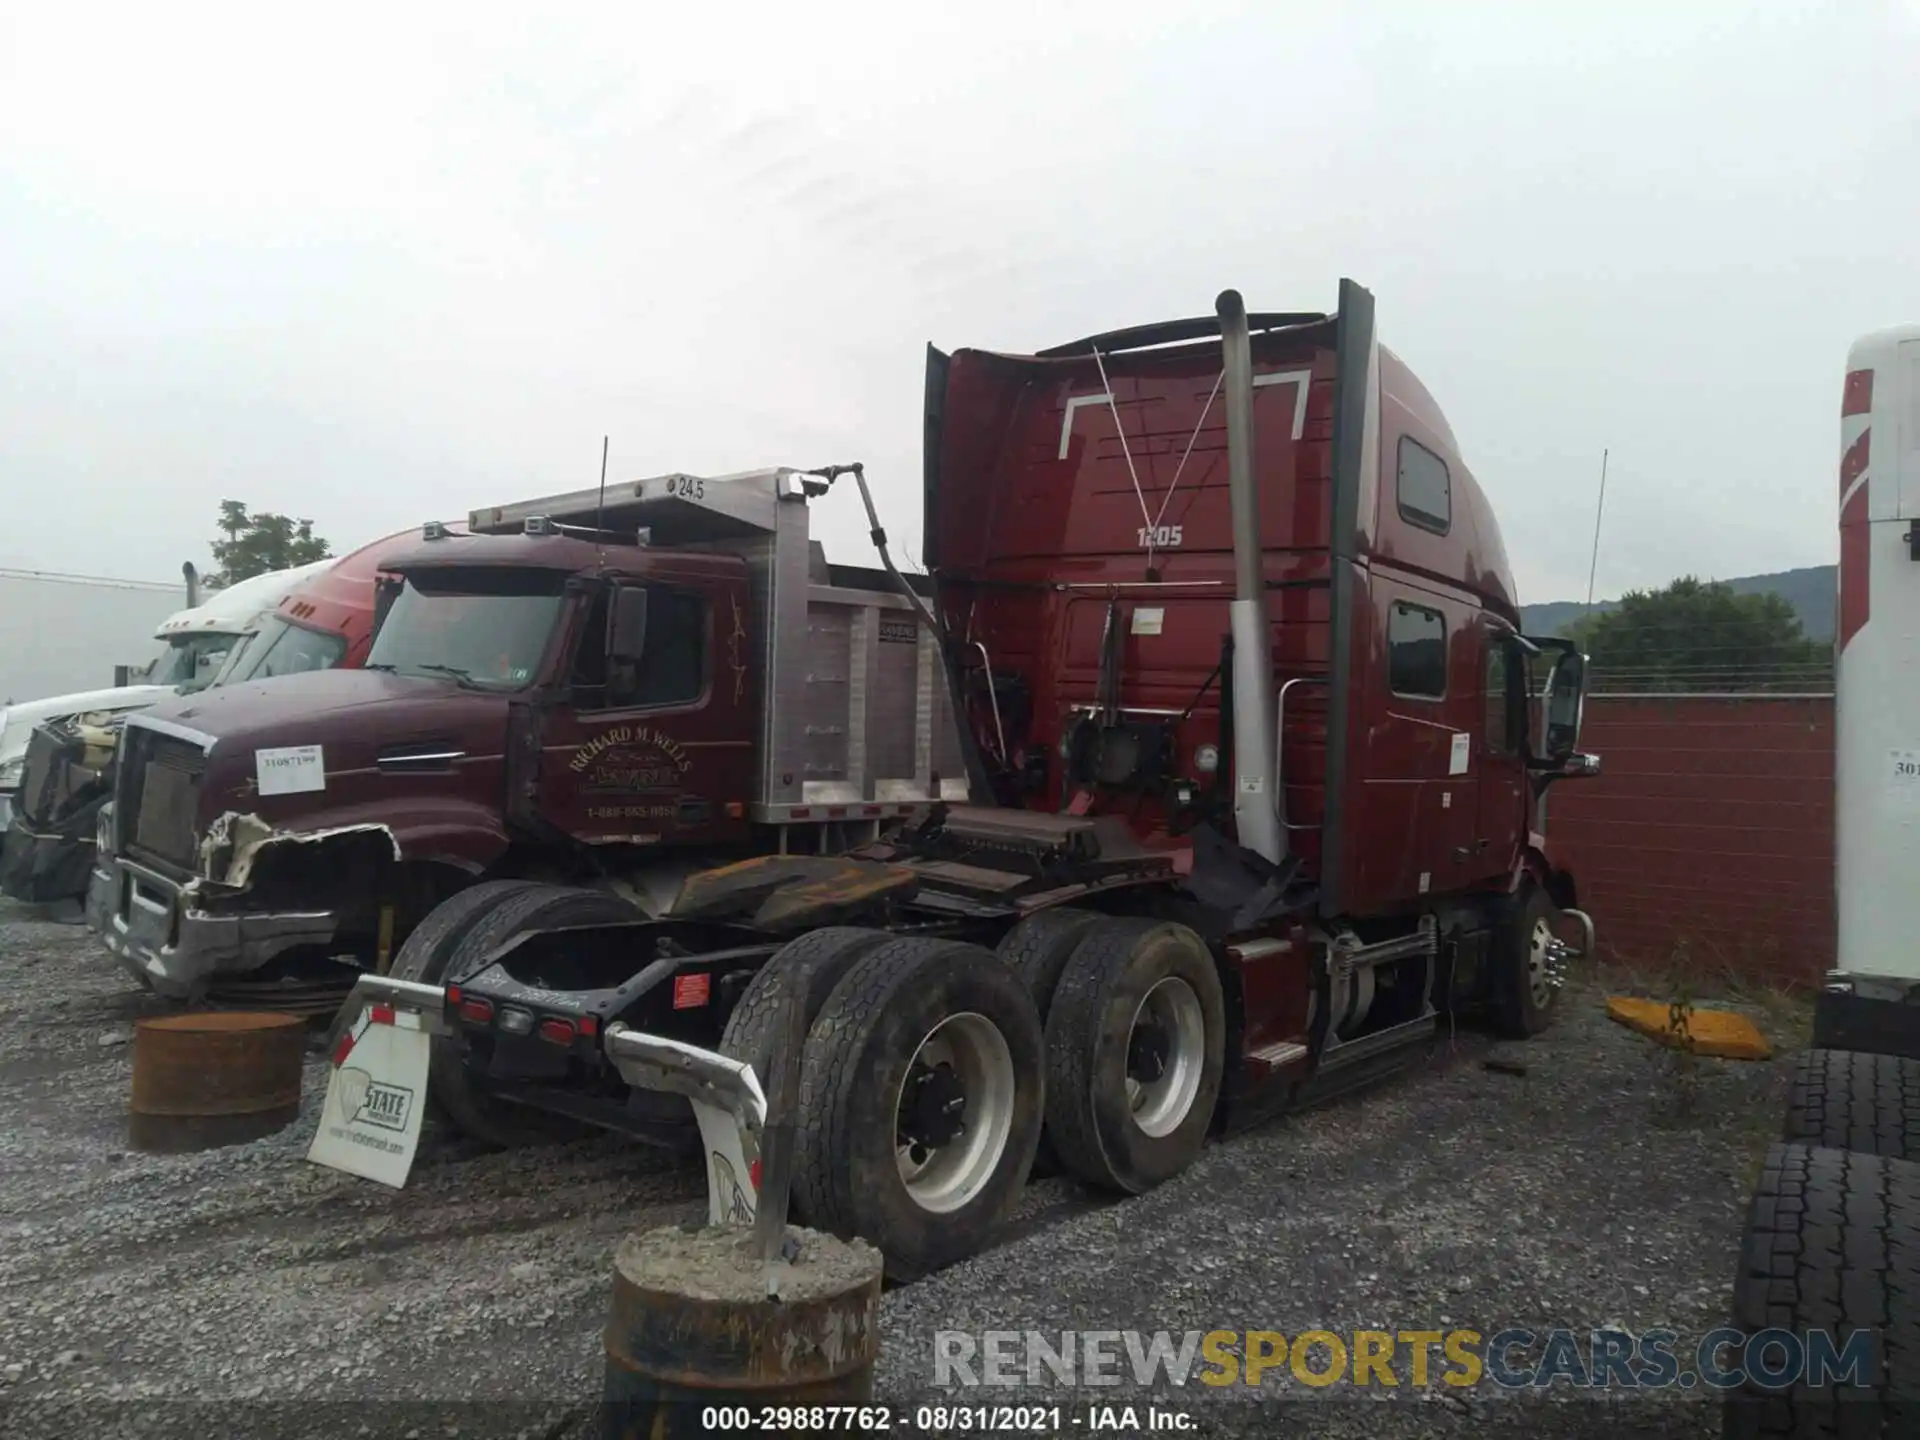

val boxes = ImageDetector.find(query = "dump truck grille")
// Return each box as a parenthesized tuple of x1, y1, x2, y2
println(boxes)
(120, 729, 206, 872)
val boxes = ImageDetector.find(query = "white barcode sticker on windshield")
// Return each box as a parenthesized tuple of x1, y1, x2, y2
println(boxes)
(257, 745, 326, 796)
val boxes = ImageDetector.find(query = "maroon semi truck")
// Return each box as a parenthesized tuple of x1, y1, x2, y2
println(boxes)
(112, 281, 1597, 1275)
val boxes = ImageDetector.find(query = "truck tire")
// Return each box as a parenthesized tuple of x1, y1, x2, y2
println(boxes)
(1784, 1049, 1920, 1163)
(719, 927, 892, 1094)
(794, 936, 1045, 1281)
(389, 880, 541, 991)
(997, 906, 1102, 1020)
(1043, 918, 1225, 1196)
(995, 906, 1102, 1178)
(1723, 1143, 1920, 1437)
(1492, 884, 1560, 1039)
(396, 882, 638, 1149)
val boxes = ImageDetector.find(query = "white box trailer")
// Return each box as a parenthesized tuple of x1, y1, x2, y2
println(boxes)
(0, 567, 186, 705)
(0, 560, 336, 829)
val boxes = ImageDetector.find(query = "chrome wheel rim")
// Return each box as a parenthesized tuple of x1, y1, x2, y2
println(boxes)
(1125, 976, 1205, 1138)
(894, 1012, 1015, 1214)
(1528, 918, 1554, 1010)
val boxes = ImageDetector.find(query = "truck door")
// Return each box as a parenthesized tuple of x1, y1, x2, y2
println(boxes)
(1345, 583, 1483, 907)
(542, 570, 755, 851)
(1470, 627, 1530, 882)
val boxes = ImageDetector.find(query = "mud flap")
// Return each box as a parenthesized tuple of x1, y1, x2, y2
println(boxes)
(308, 976, 448, 1188)
(603, 1025, 767, 1226)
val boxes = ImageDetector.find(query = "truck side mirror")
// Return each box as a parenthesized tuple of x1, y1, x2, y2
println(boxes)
(1541, 650, 1587, 763)
(608, 585, 650, 662)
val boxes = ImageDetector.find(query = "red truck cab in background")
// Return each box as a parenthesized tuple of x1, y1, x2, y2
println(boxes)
(215, 524, 459, 685)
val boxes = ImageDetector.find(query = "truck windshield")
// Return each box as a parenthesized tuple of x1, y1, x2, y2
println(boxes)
(220, 616, 348, 685)
(364, 569, 564, 691)
(150, 633, 246, 693)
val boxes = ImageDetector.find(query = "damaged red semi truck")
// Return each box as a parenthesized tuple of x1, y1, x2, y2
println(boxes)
(107, 282, 1598, 1274)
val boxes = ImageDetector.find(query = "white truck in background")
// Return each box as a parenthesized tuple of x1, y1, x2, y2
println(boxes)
(1722, 323, 1920, 1435)
(0, 560, 333, 830)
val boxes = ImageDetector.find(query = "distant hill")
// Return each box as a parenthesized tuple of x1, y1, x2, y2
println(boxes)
(1521, 565, 1835, 642)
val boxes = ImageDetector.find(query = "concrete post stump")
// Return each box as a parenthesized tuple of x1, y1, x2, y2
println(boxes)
(602, 1222, 884, 1438)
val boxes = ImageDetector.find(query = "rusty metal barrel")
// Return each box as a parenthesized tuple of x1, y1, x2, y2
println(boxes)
(603, 1222, 884, 1438)
(128, 1011, 305, 1153)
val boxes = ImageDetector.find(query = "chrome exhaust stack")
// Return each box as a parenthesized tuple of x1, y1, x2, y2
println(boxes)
(1217, 289, 1283, 866)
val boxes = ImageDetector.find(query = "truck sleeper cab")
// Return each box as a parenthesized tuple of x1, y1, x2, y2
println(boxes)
(323, 282, 1599, 1281)
(90, 470, 969, 1002)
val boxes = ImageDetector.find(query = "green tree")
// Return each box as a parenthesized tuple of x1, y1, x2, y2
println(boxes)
(207, 500, 332, 588)
(1570, 575, 1828, 693)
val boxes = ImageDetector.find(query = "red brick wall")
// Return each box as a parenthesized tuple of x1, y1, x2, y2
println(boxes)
(1546, 696, 1834, 986)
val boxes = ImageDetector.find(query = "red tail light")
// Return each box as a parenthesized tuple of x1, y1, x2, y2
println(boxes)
(537, 1018, 577, 1046)
(458, 997, 494, 1025)
(577, 1014, 599, 1039)
(446, 984, 464, 1007)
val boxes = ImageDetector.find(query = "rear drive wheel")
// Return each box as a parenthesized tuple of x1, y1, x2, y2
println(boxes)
(1043, 918, 1224, 1195)
(720, 926, 891, 1096)
(1492, 885, 1560, 1039)
(396, 881, 638, 1149)
(998, 907, 1102, 1020)
(794, 937, 1044, 1280)
(996, 907, 1102, 1177)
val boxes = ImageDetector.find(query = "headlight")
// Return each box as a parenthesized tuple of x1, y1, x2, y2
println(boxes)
(0, 757, 23, 791)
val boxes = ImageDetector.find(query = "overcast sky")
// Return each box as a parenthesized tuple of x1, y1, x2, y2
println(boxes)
(3, 1, 1916, 605)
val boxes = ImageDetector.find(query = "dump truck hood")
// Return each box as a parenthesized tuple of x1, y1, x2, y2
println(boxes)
(146, 667, 501, 749)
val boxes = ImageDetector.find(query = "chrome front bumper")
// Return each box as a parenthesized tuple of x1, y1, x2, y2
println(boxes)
(95, 854, 340, 1000)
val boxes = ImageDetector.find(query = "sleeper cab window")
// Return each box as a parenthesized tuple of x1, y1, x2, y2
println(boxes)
(1397, 436, 1451, 535)
(1388, 602, 1447, 699)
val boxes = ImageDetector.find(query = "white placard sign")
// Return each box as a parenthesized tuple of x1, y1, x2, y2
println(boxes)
(1131, 607, 1165, 636)
(256, 745, 326, 796)
(1448, 732, 1471, 776)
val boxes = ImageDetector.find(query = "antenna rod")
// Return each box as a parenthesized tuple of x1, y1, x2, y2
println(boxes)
(1584, 447, 1609, 610)
(595, 435, 609, 563)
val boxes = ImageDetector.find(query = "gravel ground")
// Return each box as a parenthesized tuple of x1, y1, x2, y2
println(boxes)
(0, 906, 1792, 1439)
